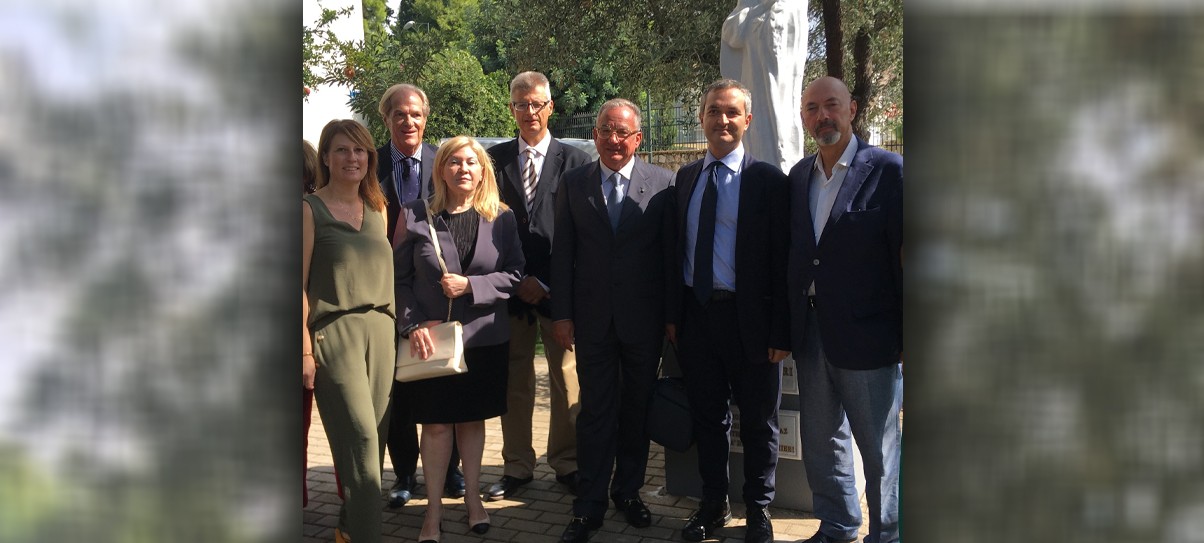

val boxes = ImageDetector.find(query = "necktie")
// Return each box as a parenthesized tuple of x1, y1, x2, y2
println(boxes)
(400, 157, 420, 203)
(606, 172, 623, 231)
(523, 148, 538, 212)
(694, 162, 720, 304)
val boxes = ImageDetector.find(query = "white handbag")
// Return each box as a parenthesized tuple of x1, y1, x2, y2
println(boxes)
(395, 207, 467, 382)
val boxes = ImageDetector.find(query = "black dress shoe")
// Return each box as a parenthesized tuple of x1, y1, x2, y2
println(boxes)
(744, 506, 774, 543)
(444, 467, 466, 498)
(612, 497, 652, 528)
(682, 499, 731, 542)
(560, 516, 602, 543)
(387, 475, 415, 508)
(801, 532, 858, 543)
(555, 471, 581, 495)
(467, 515, 491, 534)
(483, 475, 533, 501)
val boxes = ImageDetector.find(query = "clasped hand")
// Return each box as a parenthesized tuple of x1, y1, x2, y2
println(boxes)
(408, 320, 445, 360)
(440, 273, 471, 298)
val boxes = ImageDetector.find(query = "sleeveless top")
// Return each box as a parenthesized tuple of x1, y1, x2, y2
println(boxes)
(305, 193, 396, 328)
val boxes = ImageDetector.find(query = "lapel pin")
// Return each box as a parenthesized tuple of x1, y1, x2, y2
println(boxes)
(639, 187, 646, 194)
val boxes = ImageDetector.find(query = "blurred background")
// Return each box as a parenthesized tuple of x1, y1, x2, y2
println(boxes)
(905, 3, 1204, 542)
(0, 1, 297, 542)
(0, 1, 1201, 542)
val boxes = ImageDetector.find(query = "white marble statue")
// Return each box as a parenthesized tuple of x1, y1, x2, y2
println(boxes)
(720, 0, 808, 172)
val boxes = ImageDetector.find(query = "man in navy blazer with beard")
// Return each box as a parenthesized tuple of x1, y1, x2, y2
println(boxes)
(788, 76, 902, 543)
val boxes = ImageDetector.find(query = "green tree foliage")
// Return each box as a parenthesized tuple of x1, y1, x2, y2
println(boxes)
(306, 5, 510, 144)
(807, 0, 902, 139)
(473, 0, 728, 116)
(362, 0, 391, 37)
(420, 48, 514, 140)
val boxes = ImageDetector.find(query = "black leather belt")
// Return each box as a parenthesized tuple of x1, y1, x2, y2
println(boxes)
(710, 289, 736, 302)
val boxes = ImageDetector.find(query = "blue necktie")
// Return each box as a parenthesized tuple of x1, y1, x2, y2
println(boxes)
(606, 172, 623, 230)
(400, 157, 420, 203)
(694, 162, 720, 304)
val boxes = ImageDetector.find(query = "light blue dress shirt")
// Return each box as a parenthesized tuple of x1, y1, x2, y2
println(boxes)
(685, 145, 743, 291)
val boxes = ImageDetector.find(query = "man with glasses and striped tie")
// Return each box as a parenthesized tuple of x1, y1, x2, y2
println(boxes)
(485, 71, 591, 501)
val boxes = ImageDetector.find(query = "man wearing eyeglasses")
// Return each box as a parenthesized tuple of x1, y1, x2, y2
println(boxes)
(550, 98, 675, 543)
(484, 71, 591, 502)
(665, 79, 790, 543)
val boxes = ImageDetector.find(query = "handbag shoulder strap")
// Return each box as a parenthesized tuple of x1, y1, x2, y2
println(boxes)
(425, 203, 454, 322)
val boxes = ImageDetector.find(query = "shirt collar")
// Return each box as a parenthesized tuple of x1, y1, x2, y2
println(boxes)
(702, 142, 744, 174)
(518, 132, 552, 158)
(390, 140, 422, 162)
(600, 157, 637, 183)
(813, 136, 858, 176)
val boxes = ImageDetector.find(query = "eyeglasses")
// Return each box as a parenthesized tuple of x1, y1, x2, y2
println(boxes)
(510, 100, 550, 113)
(595, 126, 640, 140)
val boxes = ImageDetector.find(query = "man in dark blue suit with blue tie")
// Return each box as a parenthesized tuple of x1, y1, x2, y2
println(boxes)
(666, 79, 791, 543)
(375, 83, 465, 507)
(789, 76, 902, 543)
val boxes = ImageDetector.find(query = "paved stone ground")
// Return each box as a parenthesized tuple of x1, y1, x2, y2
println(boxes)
(304, 358, 872, 543)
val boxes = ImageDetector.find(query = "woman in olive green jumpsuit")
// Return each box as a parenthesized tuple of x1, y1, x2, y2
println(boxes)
(303, 119, 395, 543)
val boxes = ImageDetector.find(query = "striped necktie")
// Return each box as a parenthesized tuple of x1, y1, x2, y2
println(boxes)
(523, 148, 538, 212)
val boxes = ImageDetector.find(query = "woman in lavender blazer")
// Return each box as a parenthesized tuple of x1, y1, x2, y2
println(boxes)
(394, 136, 524, 543)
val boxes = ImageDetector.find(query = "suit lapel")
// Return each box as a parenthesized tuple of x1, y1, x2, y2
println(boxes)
(676, 160, 704, 248)
(501, 140, 525, 208)
(616, 158, 651, 231)
(794, 155, 819, 254)
(824, 140, 874, 234)
(428, 210, 463, 275)
(584, 162, 612, 229)
(420, 143, 436, 200)
(533, 140, 564, 212)
(735, 156, 760, 252)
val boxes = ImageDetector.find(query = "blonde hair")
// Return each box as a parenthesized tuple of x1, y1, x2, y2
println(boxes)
(316, 119, 386, 212)
(430, 136, 508, 222)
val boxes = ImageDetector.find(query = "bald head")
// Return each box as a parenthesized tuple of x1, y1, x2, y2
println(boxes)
(801, 76, 857, 149)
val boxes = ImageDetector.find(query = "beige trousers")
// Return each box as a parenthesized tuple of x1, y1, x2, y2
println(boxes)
(500, 313, 581, 478)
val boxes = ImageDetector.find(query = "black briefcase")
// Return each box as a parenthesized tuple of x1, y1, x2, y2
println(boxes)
(647, 341, 693, 451)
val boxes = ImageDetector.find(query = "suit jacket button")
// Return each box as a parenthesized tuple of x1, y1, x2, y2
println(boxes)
(813, 258, 820, 266)
(520, 217, 528, 224)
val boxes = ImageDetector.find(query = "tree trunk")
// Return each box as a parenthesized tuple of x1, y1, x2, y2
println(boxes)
(851, 27, 872, 141)
(821, 0, 843, 80)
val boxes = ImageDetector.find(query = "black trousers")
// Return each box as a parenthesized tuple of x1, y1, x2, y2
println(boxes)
(572, 324, 661, 518)
(678, 292, 782, 507)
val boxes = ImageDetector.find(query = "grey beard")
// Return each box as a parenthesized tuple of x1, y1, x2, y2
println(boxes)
(816, 130, 842, 146)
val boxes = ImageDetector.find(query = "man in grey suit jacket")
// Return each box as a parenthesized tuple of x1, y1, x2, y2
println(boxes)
(666, 79, 790, 543)
(550, 99, 674, 543)
(789, 76, 902, 543)
(485, 71, 592, 501)
(374, 83, 463, 506)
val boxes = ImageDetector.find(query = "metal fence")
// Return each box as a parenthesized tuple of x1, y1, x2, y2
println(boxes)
(552, 104, 902, 157)
(551, 103, 706, 153)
